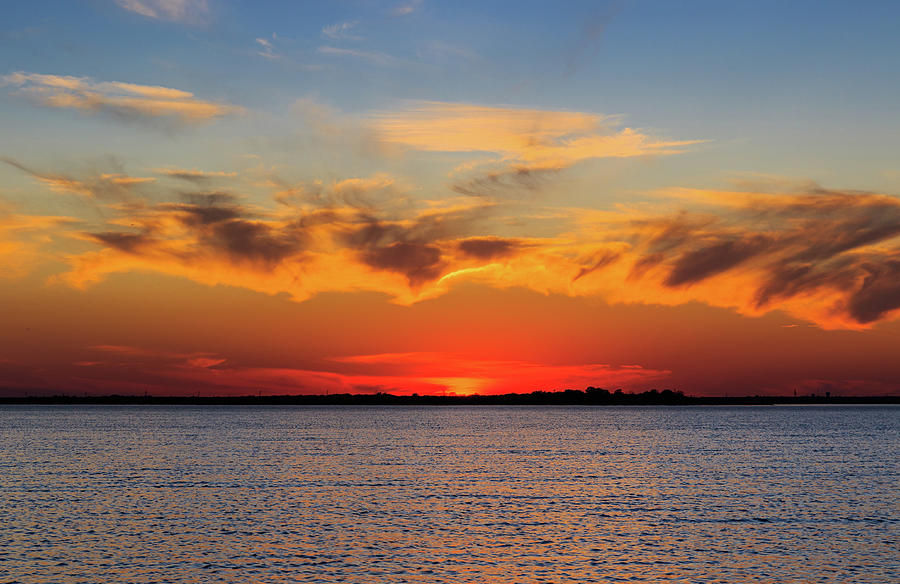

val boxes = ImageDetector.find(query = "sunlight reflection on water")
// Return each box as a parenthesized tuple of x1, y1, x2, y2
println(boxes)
(1, 405, 897, 583)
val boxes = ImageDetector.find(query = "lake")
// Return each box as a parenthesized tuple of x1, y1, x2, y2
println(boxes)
(1, 405, 897, 583)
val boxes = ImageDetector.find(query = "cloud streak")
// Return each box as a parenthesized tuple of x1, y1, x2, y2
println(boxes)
(2, 72, 242, 123)
(2, 157, 155, 200)
(115, 0, 209, 24)
(321, 21, 362, 41)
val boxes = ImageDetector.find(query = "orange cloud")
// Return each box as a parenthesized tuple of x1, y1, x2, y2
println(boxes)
(0, 208, 73, 277)
(8, 151, 900, 331)
(370, 101, 701, 170)
(567, 188, 900, 329)
(2, 72, 241, 122)
(48, 181, 900, 329)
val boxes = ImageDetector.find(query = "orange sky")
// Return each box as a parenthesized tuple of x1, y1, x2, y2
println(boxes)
(2, 2, 900, 397)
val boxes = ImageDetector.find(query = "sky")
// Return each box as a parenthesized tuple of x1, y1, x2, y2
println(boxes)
(2, 0, 900, 397)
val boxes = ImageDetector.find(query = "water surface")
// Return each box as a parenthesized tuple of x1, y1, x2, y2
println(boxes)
(1, 405, 897, 582)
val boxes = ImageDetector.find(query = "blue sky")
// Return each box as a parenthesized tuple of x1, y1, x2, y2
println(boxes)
(3, 0, 898, 196)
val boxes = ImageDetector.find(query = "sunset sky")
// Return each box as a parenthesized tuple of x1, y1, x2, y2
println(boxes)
(2, 1, 900, 396)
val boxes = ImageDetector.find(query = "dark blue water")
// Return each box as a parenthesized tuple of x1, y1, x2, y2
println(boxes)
(1, 405, 897, 583)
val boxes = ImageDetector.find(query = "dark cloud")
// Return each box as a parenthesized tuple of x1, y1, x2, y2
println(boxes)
(362, 242, 443, 285)
(345, 216, 446, 284)
(202, 219, 304, 266)
(573, 250, 619, 282)
(344, 216, 406, 248)
(160, 192, 245, 225)
(665, 235, 772, 286)
(164, 170, 211, 183)
(628, 252, 664, 281)
(457, 237, 521, 260)
(629, 190, 900, 325)
(174, 204, 243, 226)
(87, 231, 155, 253)
(843, 259, 900, 324)
(342, 203, 495, 283)
(179, 191, 240, 207)
(86, 192, 307, 267)
(158, 169, 236, 184)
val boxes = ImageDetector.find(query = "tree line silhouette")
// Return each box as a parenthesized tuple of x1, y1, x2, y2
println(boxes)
(2, 386, 896, 405)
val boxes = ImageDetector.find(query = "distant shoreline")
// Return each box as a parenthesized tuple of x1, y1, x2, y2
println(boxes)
(1, 388, 897, 406)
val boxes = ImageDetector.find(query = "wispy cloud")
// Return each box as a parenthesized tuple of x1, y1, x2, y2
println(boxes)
(321, 21, 362, 41)
(115, 0, 209, 24)
(255, 36, 279, 60)
(2, 71, 242, 123)
(392, 0, 422, 17)
(2, 157, 155, 200)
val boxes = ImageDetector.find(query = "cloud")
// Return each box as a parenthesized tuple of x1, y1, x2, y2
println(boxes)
(664, 235, 772, 286)
(392, 0, 422, 16)
(573, 250, 620, 282)
(361, 241, 443, 286)
(371, 102, 700, 196)
(157, 193, 308, 266)
(58, 176, 501, 303)
(457, 237, 522, 260)
(53, 166, 900, 328)
(371, 101, 698, 165)
(156, 168, 237, 183)
(0, 208, 74, 278)
(115, 0, 209, 24)
(255, 36, 280, 60)
(11, 144, 900, 330)
(2, 71, 242, 123)
(367, 101, 702, 201)
(2, 157, 155, 200)
(88, 231, 156, 253)
(321, 21, 362, 41)
(450, 165, 560, 198)
(611, 188, 900, 327)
